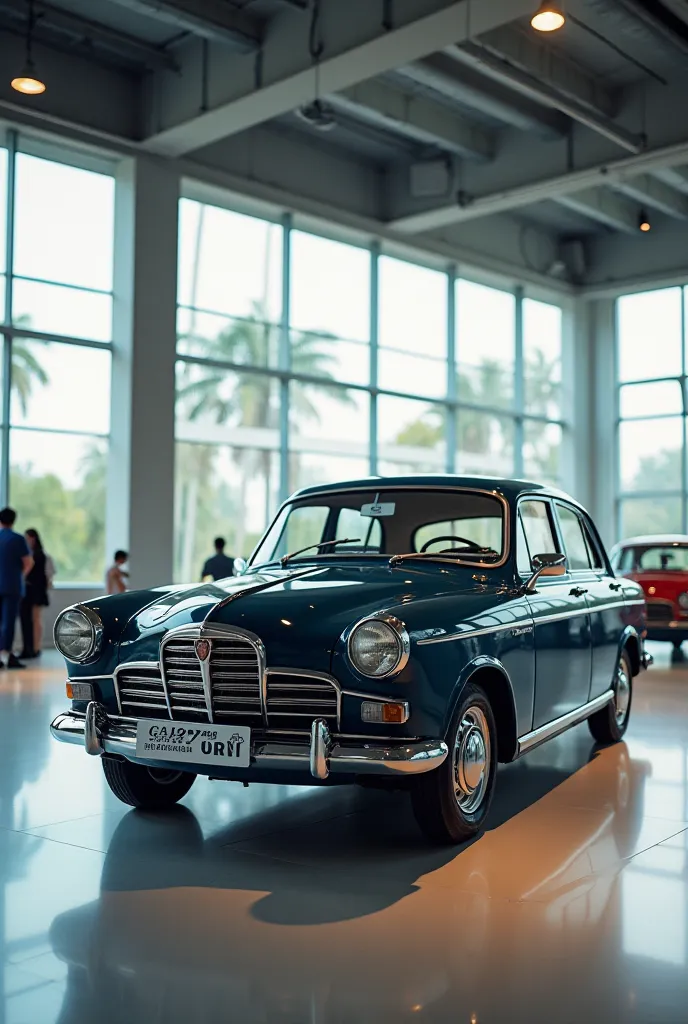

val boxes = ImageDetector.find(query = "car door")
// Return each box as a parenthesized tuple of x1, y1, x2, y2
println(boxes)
(519, 497, 592, 730)
(575, 509, 625, 700)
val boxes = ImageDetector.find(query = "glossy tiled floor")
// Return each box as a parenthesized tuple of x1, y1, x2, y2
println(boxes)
(2, 647, 688, 1023)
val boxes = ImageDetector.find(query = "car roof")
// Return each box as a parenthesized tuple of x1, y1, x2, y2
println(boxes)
(617, 534, 688, 547)
(291, 474, 581, 506)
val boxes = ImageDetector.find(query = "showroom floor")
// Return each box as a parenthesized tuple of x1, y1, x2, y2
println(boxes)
(1, 646, 686, 1023)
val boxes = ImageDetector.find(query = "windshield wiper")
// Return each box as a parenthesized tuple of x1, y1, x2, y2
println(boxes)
(389, 549, 498, 566)
(280, 538, 361, 567)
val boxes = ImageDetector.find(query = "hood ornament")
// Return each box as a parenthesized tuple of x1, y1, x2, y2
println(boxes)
(195, 638, 211, 662)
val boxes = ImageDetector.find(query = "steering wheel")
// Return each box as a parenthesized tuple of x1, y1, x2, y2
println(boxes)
(420, 534, 484, 554)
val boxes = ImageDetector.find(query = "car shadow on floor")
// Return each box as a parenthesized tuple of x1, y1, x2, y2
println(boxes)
(89, 731, 637, 929)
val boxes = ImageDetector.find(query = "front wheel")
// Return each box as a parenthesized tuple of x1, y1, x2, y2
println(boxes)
(588, 650, 633, 745)
(102, 756, 196, 809)
(411, 683, 497, 845)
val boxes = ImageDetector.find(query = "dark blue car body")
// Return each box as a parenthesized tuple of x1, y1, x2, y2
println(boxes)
(51, 476, 648, 791)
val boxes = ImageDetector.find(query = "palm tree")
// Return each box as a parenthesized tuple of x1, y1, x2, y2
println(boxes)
(10, 316, 49, 416)
(177, 303, 354, 561)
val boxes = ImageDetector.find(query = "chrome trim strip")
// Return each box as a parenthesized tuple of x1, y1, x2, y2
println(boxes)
(198, 644, 214, 725)
(50, 706, 448, 777)
(417, 599, 631, 645)
(517, 689, 614, 755)
(251, 485, 511, 571)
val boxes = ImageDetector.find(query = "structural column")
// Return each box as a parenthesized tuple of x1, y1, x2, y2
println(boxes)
(108, 155, 179, 589)
(585, 297, 617, 547)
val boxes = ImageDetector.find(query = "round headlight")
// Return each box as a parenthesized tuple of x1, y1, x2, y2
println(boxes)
(347, 617, 410, 678)
(54, 606, 103, 663)
(679, 593, 688, 610)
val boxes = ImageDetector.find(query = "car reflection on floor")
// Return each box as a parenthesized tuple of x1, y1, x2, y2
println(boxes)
(47, 737, 666, 1024)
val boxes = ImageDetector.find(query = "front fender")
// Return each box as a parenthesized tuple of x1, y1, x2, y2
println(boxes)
(619, 624, 641, 675)
(443, 655, 519, 762)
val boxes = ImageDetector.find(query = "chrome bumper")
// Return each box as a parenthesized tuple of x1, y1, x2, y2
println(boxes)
(50, 702, 448, 781)
(641, 649, 654, 670)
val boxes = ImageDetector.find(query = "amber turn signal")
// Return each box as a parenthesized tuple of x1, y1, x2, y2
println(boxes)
(66, 681, 94, 702)
(361, 701, 409, 724)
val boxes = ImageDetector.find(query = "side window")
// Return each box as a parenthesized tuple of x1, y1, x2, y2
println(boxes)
(619, 548, 634, 572)
(335, 507, 382, 552)
(516, 515, 532, 575)
(581, 518, 605, 571)
(520, 500, 557, 558)
(556, 505, 592, 572)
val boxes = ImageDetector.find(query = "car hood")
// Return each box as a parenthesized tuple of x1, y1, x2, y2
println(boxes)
(116, 562, 512, 673)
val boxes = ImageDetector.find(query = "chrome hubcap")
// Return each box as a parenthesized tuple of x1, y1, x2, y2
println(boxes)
(454, 706, 491, 814)
(615, 665, 631, 725)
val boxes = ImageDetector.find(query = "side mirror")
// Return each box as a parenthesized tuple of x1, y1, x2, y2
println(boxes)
(233, 557, 247, 576)
(524, 552, 566, 594)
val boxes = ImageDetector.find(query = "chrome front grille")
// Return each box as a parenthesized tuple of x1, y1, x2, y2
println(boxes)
(646, 600, 673, 623)
(161, 633, 263, 726)
(266, 673, 339, 733)
(115, 664, 167, 719)
(117, 632, 339, 732)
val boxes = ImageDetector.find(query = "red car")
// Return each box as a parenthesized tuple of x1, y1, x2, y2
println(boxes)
(611, 534, 688, 653)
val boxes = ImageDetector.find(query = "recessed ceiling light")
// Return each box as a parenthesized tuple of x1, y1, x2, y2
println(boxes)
(531, 2, 566, 32)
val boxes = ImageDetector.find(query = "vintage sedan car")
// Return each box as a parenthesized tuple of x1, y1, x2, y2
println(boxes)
(51, 476, 650, 844)
(610, 534, 688, 653)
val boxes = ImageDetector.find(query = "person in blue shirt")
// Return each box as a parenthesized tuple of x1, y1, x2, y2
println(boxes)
(0, 508, 33, 669)
(201, 537, 235, 582)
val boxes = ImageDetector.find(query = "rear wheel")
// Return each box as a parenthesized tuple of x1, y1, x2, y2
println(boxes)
(102, 757, 196, 809)
(588, 650, 633, 745)
(411, 683, 497, 845)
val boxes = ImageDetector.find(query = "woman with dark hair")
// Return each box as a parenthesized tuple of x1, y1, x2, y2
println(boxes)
(20, 528, 53, 659)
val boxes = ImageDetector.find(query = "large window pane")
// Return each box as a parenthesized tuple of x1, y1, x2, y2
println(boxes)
(523, 298, 562, 419)
(14, 155, 114, 291)
(524, 420, 562, 485)
(618, 289, 682, 382)
(10, 341, 110, 433)
(457, 410, 514, 476)
(290, 383, 369, 454)
(378, 349, 446, 398)
(291, 232, 370, 342)
(378, 257, 446, 359)
(457, 279, 515, 408)
(13, 279, 112, 342)
(178, 200, 282, 323)
(177, 307, 280, 368)
(10, 431, 107, 584)
(176, 363, 279, 446)
(0, 147, 7, 275)
(620, 496, 682, 539)
(378, 395, 445, 472)
(175, 442, 278, 581)
(619, 418, 683, 493)
(291, 331, 369, 387)
(290, 452, 370, 492)
(620, 380, 684, 419)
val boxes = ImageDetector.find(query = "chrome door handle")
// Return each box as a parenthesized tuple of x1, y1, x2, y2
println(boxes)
(570, 587, 588, 597)
(609, 582, 622, 591)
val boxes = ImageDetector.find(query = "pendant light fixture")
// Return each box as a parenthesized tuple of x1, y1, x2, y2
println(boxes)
(638, 209, 651, 232)
(531, 2, 566, 32)
(11, 0, 46, 96)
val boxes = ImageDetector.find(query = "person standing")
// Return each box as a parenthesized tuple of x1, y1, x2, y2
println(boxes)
(106, 550, 129, 595)
(201, 537, 235, 582)
(0, 508, 32, 669)
(20, 529, 52, 659)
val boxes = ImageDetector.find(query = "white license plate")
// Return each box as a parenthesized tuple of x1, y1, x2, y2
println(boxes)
(135, 720, 251, 768)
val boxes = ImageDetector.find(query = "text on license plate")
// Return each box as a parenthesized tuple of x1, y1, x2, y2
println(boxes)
(135, 720, 251, 768)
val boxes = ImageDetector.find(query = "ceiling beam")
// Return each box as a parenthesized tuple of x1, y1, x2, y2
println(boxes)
(614, 0, 688, 59)
(655, 165, 688, 196)
(447, 37, 641, 154)
(395, 53, 567, 139)
(142, 0, 537, 157)
(613, 173, 688, 218)
(388, 136, 688, 233)
(329, 79, 494, 161)
(106, 0, 261, 51)
(0, 0, 178, 70)
(556, 188, 638, 233)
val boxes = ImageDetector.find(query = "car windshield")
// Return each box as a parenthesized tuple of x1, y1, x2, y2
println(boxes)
(628, 545, 688, 572)
(250, 488, 506, 568)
